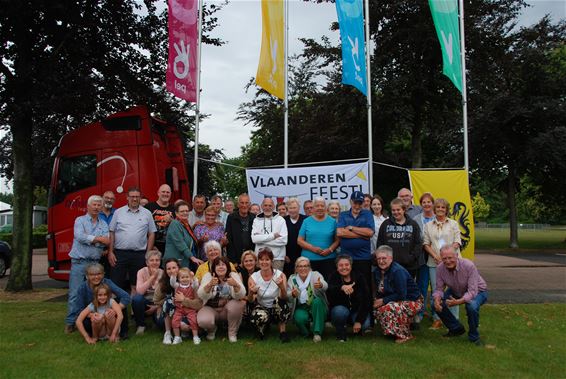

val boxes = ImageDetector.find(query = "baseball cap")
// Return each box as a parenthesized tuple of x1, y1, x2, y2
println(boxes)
(350, 191, 364, 203)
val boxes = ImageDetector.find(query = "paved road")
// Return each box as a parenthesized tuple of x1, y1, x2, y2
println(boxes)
(1, 249, 565, 304)
(475, 250, 566, 303)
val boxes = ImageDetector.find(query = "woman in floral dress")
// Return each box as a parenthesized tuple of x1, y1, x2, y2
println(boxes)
(373, 245, 423, 344)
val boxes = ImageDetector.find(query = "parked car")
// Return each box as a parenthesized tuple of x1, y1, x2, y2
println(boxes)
(0, 240, 11, 277)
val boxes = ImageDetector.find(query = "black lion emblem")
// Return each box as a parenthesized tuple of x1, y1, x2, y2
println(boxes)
(451, 201, 472, 251)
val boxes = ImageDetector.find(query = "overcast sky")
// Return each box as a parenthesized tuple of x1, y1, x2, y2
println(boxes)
(197, 0, 566, 158)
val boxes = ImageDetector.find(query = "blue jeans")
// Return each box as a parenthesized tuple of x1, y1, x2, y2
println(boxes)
(330, 305, 371, 340)
(438, 289, 488, 342)
(429, 267, 458, 320)
(131, 294, 165, 329)
(416, 264, 429, 319)
(66, 259, 97, 325)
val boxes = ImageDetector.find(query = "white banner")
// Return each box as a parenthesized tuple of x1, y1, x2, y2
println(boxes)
(246, 162, 370, 211)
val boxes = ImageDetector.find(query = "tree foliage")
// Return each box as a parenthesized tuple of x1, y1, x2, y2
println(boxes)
(469, 16, 566, 243)
(472, 192, 490, 221)
(0, 192, 14, 206)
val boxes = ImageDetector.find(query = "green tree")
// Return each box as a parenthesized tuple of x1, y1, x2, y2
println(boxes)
(472, 192, 490, 221)
(469, 171, 508, 223)
(0, 0, 223, 290)
(0, 192, 13, 206)
(469, 17, 566, 246)
(33, 186, 48, 207)
(184, 143, 225, 198)
(211, 157, 247, 200)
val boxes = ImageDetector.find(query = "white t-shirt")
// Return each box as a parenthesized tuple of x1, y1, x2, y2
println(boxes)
(251, 269, 283, 308)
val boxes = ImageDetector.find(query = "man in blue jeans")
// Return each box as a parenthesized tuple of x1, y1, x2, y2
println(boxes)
(433, 245, 488, 346)
(64, 195, 110, 334)
(336, 191, 375, 288)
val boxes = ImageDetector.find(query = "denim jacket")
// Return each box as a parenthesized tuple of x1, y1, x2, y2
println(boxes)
(374, 261, 421, 304)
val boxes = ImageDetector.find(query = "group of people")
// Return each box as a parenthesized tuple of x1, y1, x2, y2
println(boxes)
(64, 185, 488, 347)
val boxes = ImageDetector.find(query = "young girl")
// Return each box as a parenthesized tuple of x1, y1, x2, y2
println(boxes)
(170, 267, 201, 345)
(155, 259, 180, 345)
(75, 284, 123, 344)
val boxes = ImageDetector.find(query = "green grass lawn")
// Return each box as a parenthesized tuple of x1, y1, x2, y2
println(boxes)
(1, 297, 565, 378)
(475, 228, 566, 250)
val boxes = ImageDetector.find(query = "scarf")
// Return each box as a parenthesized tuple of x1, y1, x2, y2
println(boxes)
(179, 218, 199, 257)
(294, 272, 313, 305)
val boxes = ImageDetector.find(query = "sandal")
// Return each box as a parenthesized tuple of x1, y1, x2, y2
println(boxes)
(395, 335, 416, 344)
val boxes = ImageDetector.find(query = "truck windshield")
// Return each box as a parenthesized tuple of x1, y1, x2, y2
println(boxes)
(51, 155, 97, 205)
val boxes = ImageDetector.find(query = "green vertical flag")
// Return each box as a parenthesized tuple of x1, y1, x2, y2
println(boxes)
(429, 0, 462, 92)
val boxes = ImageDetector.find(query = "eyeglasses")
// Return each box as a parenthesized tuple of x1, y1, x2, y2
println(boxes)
(296, 265, 310, 268)
(376, 257, 390, 261)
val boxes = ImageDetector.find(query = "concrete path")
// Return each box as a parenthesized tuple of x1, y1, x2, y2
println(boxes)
(475, 250, 566, 303)
(1, 248, 565, 304)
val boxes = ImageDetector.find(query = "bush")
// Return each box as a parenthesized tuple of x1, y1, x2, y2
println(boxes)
(33, 232, 47, 248)
(34, 224, 48, 233)
(0, 232, 47, 248)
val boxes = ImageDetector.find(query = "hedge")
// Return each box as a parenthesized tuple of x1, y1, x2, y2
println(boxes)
(0, 232, 48, 249)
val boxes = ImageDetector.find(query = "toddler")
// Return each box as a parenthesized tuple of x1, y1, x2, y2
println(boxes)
(170, 268, 201, 345)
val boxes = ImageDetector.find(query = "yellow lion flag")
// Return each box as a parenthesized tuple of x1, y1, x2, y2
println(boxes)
(409, 170, 475, 260)
(256, 0, 285, 99)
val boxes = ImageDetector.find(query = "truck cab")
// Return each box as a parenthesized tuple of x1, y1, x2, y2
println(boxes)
(47, 106, 190, 281)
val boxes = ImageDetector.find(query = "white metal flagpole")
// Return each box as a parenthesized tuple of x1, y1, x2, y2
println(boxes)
(458, 0, 469, 173)
(193, 0, 204, 197)
(364, 0, 373, 194)
(283, 0, 289, 169)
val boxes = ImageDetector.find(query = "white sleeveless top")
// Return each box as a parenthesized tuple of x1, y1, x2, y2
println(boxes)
(251, 269, 283, 308)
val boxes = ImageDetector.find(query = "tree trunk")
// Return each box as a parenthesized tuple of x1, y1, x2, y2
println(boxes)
(507, 166, 519, 249)
(6, 116, 34, 291)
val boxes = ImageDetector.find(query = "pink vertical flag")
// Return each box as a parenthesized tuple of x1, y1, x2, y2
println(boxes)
(166, 0, 198, 102)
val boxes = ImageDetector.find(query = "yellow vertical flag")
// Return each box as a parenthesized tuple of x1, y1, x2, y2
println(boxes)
(409, 170, 475, 260)
(256, 0, 285, 99)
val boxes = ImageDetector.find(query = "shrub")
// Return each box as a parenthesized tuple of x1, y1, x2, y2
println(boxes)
(0, 232, 47, 248)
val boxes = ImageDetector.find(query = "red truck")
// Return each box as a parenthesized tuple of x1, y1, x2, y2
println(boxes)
(47, 106, 191, 281)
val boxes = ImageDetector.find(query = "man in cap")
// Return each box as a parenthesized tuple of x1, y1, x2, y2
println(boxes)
(337, 191, 375, 286)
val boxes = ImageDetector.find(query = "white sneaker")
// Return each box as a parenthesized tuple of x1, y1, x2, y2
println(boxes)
(162, 331, 172, 345)
(172, 336, 182, 345)
(206, 331, 216, 341)
(193, 336, 201, 345)
(228, 335, 237, 343)
(136, 326, 145, 335)
(313, 334, 322, 343)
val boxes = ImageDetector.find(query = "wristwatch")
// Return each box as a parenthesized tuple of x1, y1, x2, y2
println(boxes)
(348, 226, 354, 232)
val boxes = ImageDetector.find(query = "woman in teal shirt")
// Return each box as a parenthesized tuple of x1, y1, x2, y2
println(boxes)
(164, 201, 203, 269)
(297, 197, 340, 280)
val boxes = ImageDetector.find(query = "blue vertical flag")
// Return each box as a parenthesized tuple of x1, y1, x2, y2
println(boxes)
(335, 0, 367, 96)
